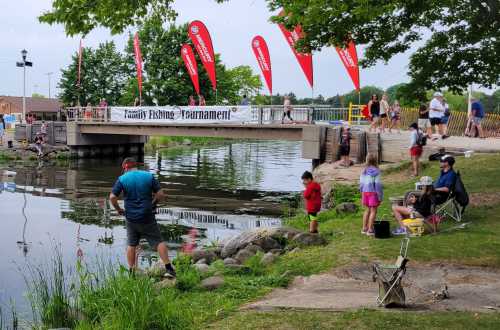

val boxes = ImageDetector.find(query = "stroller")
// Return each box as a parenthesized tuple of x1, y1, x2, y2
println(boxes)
(372, 238, 409, 307)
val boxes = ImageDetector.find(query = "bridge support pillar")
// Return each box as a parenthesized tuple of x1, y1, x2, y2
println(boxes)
(302, 126, 327, 168)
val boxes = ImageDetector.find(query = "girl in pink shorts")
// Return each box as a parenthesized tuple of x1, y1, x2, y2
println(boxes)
(359, 154, 384, 236)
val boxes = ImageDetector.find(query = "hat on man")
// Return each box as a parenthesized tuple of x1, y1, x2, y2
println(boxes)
(433, 92, 443, 97)
(409, 122, 418, 130)
(440, 155, 455, 167)
(420, 176, 433, 186)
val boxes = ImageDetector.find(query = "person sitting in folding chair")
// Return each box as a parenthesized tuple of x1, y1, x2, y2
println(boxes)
(432, 155, 469, 222)
(391, 177, 434, 236)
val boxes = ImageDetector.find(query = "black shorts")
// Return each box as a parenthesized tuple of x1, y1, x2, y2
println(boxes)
(430, 117, 442, 126)
(380, 113, 388, 118)
(126, 221, 163, 249)
(339, 144, 350, 156)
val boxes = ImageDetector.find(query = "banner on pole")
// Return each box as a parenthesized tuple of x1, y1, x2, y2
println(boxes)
(278, 11, 313, 88)
(251, 36, 273, 95)
(188, 20, 217, 91)
(133, 33, 144, 101)
(110, 106, 253, 124)
(181, 44, 200, 95)
(77, 39, 83, 87)
(336, 41, 360, 91)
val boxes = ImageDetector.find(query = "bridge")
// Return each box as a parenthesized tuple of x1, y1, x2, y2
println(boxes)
(63, 105, 366, 164)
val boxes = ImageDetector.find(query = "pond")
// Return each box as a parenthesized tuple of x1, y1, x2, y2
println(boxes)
(0, 140, 310, 320)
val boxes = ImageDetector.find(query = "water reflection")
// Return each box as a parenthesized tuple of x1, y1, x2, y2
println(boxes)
(0, 140, 309, 318)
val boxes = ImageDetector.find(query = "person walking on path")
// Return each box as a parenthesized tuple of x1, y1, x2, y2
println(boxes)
(302, 171, 322, 234)
(359, 153, 383, 236)
(282, 95, 293, 124)
(109, 158, 176, 277)
(409, 123, 425, 177)
(389, 100, 402, 133)
(368, 94, 380, 132)
(418, 104, 432, 137)
(471, 98, 486, 138)
(429, 92, 445, 140)
(440, 98, 451, 138)
(379, 93, 390, 133)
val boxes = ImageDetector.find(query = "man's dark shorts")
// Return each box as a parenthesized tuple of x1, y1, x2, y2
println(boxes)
(430, 117, 442, 126)
(126, 221, 163, 250)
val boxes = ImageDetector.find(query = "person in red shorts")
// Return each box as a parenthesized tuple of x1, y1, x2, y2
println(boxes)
(302, 171, 322, 234)
(409, 122, 425, 177)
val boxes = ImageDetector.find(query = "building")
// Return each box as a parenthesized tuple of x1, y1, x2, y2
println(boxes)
(0, 96, 63, 121)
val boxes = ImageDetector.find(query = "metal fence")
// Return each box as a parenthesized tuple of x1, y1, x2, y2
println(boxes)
(65, 105, 365, 125)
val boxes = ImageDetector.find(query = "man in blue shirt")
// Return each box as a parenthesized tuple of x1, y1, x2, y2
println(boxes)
(471, 98, 485, 138)
(433, 155, 457, 204)
(110, 158, 176, 277)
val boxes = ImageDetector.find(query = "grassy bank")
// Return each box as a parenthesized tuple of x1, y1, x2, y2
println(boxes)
(24, 154, 500, 329)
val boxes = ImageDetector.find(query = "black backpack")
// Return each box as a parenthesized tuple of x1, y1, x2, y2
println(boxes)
(416, 131, 427, 146)
(453, 171, 469, 208)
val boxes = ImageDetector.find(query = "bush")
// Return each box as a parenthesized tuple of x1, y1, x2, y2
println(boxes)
(173, 254, 201, 291)
(244, 252, 265, 276)
(332, 184, 360, 205)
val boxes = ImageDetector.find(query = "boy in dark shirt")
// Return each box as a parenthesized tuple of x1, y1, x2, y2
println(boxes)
(302, 171, 322, 234)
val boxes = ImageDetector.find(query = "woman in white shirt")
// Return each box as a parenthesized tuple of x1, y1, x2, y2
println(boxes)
(429, 92, 445, 139)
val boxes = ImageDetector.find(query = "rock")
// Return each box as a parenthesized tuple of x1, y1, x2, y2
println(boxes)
(336, 202, 358, 214)
(225, 264, 248, 272)
(220, 230, 264, 258)
(269, 249, 284, 255)
(182, 138, 192, 146)
(201, 276, 224, 290)
(154, 278, 176, 291)
(223, 257, 239, 265)
(235, 248, 256, 264)
(245, 244, 264, 254)
(254, 236, 281, 252)
(269, 227, 302, 241)
(291, 233, 327, 246)
(289, 247, 301, 254)
(261, 252, 277, 266)
(196, 258, 207, 265)
(192, 250, 217, 264)
(193, 263, 210, 274)
(145, 261, 165, 278)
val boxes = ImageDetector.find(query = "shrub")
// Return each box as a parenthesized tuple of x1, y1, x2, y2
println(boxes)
(173, 254, 201, 291)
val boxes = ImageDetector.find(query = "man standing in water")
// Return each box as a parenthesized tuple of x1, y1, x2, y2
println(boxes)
(109, 158, 176, 277)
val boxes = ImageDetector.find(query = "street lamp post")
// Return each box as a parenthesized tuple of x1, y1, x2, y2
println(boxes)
(46, 72, 54, 99)
(16, 49, 33, 123)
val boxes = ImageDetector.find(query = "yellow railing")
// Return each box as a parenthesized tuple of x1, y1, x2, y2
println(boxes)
(348, 102, 366, 124)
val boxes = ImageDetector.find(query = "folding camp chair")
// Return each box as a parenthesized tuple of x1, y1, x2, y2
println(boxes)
(372, 238, 409, 307)
(433, 171, 468, 223)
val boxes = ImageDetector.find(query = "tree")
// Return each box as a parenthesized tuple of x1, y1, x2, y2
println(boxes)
(41, 0, 500, 94)
(31, 93, 46, 98)
(58, 42, 129, 106)
(122, 18, 261, 105)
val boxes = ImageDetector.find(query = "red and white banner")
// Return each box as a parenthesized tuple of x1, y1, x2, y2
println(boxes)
(181, 44, 200, 95)
(336, 41, 360, 91)
(133, 33, 144, 102)
(188, 20, 217, 91)
(77, 39, 83, 87)
(278, 12, 313, 88)
(251, 36, 272, 95)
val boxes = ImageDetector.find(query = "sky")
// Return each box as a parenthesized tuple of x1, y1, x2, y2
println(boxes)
(0, 0, 416, 100)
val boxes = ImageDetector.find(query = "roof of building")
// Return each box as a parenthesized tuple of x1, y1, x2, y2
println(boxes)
(0, 95, 62, 113)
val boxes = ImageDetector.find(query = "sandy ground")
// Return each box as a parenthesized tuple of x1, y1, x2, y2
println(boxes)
(245, 263, 500, 312)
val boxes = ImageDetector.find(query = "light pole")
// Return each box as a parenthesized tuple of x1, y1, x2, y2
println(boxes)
(16, 49, 33, 123)
(46, 72, 54, 98)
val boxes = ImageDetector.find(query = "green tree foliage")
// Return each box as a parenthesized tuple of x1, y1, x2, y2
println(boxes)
(121, 19, 261, 105)
(58, 42, 130, 106)
(41, 0, 499, 94)
(31, 93, 46, 98)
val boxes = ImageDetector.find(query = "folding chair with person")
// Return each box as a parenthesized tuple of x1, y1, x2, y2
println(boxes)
(433, 170, 468, 223)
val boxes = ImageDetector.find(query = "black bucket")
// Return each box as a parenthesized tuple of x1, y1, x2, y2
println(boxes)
(7, 140, 13, 148)
(374, 221, 391, 239)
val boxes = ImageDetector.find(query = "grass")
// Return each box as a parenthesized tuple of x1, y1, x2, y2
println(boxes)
(23, 154, 500, 329)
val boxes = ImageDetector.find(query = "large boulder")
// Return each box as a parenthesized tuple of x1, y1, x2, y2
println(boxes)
(154, 278, 176, 291)
(268, 227, 302, 241)
(223, 257, 239, 265)
(253, 236, 281, 251)
(235, 248, 256, 264)
(220, 230, 266, 258)
(201, 276, 224, 290)
(193, 263, 210, 274)
(245, 244, 264, 254)
(291, 233, 327, 246)
(192, 250, 217, 264)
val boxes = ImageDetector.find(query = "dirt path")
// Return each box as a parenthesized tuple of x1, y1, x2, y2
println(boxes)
(245, 263, 500, 313)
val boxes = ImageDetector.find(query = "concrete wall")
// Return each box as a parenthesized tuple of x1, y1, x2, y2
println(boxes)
(15, 122, 67, 144)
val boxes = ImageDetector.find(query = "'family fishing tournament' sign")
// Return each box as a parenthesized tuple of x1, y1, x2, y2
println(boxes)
(110, 106, 253, 124)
